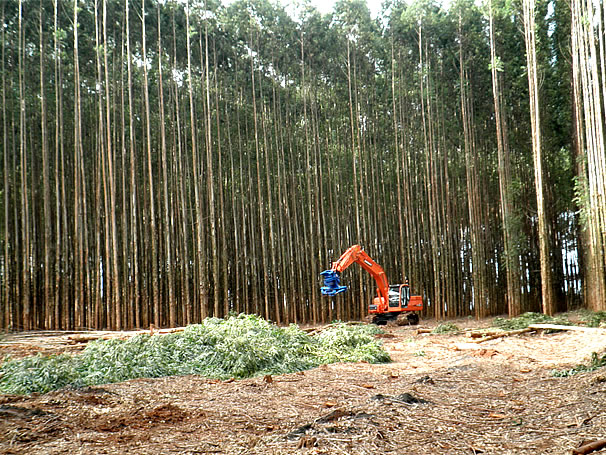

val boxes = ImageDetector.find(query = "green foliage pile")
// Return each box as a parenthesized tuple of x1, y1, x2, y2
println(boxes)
(0, 314, 389, 395)
(492, 312, 571, 331)
(552, 352, 606, 377)
(432, 322, 460, 334)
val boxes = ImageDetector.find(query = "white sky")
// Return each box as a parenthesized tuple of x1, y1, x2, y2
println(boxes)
(220, 0, 389, 20)
(295, 0, 454, 18)
(223, 0, 452, 19)
(307, 0, 385, 17)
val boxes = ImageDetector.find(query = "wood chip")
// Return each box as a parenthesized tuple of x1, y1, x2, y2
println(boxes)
(472, 349, 498, 358)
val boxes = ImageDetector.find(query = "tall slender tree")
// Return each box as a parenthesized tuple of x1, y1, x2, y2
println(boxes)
(489, 0, 523, 316)
(522, 0, 555, 315)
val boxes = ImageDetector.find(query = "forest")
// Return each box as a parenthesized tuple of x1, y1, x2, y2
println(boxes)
(1, 0, 606, 331)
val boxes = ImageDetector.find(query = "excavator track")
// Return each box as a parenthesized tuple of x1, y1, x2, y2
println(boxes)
(372, 312, 419, 326)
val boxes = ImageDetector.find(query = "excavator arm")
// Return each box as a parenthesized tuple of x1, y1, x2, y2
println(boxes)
(320, 245, 390, 306)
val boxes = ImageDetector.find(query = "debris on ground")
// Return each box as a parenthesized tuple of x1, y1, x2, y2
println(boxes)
(1, 315, 606, 454)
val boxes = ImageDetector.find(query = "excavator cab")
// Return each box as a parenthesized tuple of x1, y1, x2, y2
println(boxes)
(400, 284, 410, 307)
(388, 284, 410, 308)
(388, 285, 401, 308)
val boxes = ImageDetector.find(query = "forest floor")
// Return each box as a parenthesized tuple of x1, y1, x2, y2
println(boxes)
(1, 317, 606, 455)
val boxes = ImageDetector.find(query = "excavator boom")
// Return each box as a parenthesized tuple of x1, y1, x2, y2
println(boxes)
(321, 245, 389, 304)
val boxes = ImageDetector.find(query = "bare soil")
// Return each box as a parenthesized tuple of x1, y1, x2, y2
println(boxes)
(1, 318, 606, 455)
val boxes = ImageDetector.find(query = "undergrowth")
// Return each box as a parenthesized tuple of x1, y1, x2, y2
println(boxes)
(492, 312, 571, 331)
(432, 322, 460, 334)
(577, 310, 606, 328)
(552, 352, 606, 377)
(0, 314, 390, 395)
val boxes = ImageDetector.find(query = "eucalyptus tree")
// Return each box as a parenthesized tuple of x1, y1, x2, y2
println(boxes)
(52, 0, 68, 329)
(156, 2, 177, 327)
(571, 0, 606, 310)
(125, 0, 142, 327)
(522, 0, 555, 315)
(1, 1, 10, 329)
(186, 0, 208, 321)
(38, 0, 53, 328)
(486, 0, 523, 316)
(18, 0, 31, 329)
(93, 0, 105, 328)
(456, 0, 492, 318)
(103, 0, 120, 329)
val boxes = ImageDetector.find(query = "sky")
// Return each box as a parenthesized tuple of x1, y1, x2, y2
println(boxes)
(295, 0, 455, 18)
(220, 0, 391, 20)
(308, 0, 384, 17)
(223, 0, 453, 19)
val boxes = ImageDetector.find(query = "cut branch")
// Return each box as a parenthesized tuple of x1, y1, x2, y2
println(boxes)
(472, 328, 534, 343)
(572, 439, 606, 455)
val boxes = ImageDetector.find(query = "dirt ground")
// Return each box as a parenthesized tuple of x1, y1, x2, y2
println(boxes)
(1, 318, 606, 455)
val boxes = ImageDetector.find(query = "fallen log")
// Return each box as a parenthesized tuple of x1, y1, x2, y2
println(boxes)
(315, 408, 354, 423)
(572, 439, 606, 455)
(67, 334, 112, 343)
(303, 321, 363, 336)
(529, 324, 606, 333)
(472, 327, 534, 343)
(152, 327, 186, 334)
(467, 330, 502, 339)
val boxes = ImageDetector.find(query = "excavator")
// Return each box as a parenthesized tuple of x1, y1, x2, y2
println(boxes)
(320, 245, 422, 325)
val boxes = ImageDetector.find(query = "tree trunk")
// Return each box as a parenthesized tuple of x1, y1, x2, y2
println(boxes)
(489, 0, 523, 316)
(522, 0, 555, 315)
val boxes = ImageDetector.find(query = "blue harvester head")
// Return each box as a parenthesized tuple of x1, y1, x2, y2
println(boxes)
(320, 270, 348, 296)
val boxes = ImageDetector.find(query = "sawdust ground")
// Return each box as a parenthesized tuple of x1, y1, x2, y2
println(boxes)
(1, 318, 606, 455)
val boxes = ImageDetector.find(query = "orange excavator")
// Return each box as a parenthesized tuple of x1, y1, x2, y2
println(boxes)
(320, 245, 422, 325)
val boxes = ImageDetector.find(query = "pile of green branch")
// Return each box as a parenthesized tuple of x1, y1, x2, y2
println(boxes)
(553, 352, 606, 377)
(492, 312, 571, 331)
(0, 314, 390, 395)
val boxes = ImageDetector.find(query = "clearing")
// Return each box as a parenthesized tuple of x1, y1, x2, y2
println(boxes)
(1, 317, 606, 455)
